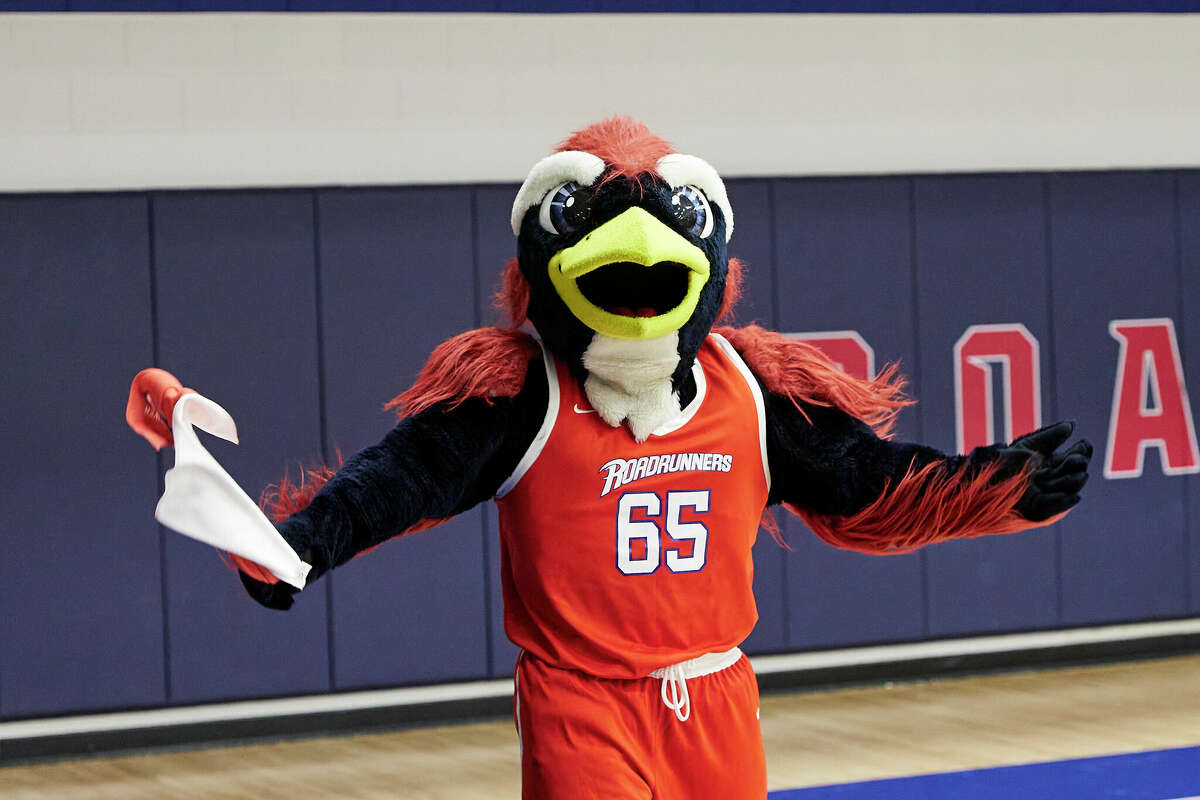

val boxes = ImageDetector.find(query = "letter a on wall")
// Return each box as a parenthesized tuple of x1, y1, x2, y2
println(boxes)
(954, 324, 1042, 453)
(1105, 318, 1200, 479)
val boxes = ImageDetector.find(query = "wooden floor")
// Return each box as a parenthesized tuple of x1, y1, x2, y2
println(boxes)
(3, 655, 1199, 798)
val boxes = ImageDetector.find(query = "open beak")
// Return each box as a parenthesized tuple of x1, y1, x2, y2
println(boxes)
(547, 206, 711, 341)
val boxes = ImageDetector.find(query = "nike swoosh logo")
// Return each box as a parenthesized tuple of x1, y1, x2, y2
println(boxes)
(573, 404, 597, 414)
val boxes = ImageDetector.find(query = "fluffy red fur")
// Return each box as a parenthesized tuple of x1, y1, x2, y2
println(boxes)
(387, 327, 540, 418)
(495, 257, 530, 328)
(223, 458, 339, 584)
(716, 324, 911, 439)
(790, 461, 1062, 555)
(758, 508, 787, 549)
(558, 115, 674, 180)
(717, 257, 744, 324)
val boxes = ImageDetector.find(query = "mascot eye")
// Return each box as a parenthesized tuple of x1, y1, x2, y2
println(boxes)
(539, 181, 592, 235)
(670, 185, 713, 239)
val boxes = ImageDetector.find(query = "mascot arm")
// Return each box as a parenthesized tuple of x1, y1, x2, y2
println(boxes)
(243, 332, 547, 610)
(718, 324, 1090, 554)
(762, 392, 1091, 555)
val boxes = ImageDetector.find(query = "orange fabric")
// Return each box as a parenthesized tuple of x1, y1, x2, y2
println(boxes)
(496, 337, 770, 679)
(514, 652, 765, 800)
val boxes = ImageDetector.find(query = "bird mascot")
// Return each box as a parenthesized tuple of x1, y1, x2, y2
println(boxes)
(127, 116, 1092, 799)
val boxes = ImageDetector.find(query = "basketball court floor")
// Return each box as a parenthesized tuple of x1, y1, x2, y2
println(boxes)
(3, 654, 1198, 798)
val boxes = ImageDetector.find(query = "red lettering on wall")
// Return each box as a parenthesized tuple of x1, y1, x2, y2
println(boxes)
(786, 331, 875, 381)
(954, 324, 1042, 452)
(1104, 318, 1200, 479)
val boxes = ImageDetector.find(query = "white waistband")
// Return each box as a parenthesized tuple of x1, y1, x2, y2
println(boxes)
(648, 646, 743, 681)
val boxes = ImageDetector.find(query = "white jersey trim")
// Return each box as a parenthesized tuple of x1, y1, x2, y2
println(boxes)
(495, 340, 560, 499)
(709, 332, 772, 494)
(514, 651, 525, 755)
(650, 358, 707, 438)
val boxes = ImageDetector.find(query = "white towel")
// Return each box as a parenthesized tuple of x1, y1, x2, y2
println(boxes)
(154, 393, 311, 590)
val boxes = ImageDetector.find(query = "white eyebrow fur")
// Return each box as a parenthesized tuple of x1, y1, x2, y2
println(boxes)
(510, 150, 606, 236)
(655, 153, 734, 242)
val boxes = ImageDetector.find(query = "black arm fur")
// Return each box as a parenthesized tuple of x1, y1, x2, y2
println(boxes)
(763, 388, 1090, 525)
(762, 389, 992, 515)
(243, 358, 547, 609)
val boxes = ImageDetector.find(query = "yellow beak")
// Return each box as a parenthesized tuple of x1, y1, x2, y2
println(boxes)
(546, 207, 711, 341)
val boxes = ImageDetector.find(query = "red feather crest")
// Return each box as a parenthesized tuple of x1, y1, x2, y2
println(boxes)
(557, 115, 674, 180)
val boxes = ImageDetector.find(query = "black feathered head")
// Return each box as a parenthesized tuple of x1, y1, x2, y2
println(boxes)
(507, 116, 737, 390)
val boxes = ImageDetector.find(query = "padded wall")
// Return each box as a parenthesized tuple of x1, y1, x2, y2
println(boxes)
(3, 168, 1197, 719)
(913, 175, 1060, 636)
(0, 195, 164, 717)
(774, 177, 927, 649)
(1050, 173, 1188, 624)
(5, 1, 1195, 11)
(153, 191, 330, 703)
(316, 187, 488, 689)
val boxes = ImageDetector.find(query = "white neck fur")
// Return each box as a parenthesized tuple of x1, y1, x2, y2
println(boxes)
(582, 333, 682, 442)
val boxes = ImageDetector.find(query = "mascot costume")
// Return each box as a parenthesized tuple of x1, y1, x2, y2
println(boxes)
(127, 116, 1092, 799)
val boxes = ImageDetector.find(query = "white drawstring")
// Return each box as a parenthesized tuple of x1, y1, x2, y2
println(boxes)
(660, 664, 691, 722)
(650, 647, 742, 724)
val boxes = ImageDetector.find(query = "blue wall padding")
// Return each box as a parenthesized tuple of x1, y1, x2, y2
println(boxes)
(768, 745, 1200, 799)
(774, 177, 927, 648)
(287, 0, 391, 8)
(68, 0, 178, 8)
(1049, 172, 1188, 625)
(723, 180, 776, 327)
(0, 195, 165, 718)
(914, 175, 1060, 636)
(2, 169, 1198, 718)
(22, 0, 1200, 11)
(153, 190, 331, 704)
(1182, 173, 1200, 615)
(315, 188, 488, 689)
(0, 0, 68, 9)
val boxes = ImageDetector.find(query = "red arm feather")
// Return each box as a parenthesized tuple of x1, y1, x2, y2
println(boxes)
(386, 326, 540, 419)
(715, 323, 910, 439)
(789, 462, 1066, 555)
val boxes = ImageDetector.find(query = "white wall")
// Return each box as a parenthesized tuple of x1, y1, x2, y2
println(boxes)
(1, 12, 1198, 192)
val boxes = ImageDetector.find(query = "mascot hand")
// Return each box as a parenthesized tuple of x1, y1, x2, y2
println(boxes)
(232, 522, 316, 611)
(126, 368, 196, 450)
(239, 569, 300, 611)
(1000, 421, 1093, 522)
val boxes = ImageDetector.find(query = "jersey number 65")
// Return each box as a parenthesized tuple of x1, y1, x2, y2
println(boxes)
(615, 490, 710, 576)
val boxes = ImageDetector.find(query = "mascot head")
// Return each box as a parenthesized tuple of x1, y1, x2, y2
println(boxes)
(505, 116, 740, 440)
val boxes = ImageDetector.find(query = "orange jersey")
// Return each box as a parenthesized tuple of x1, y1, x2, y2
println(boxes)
(495, 333, 771, 679)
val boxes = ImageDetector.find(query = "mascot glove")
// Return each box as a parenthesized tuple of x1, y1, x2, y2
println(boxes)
(239, 568, 300, 611)
(237, 520, 317, 612)
(999, 421, 1093, 522)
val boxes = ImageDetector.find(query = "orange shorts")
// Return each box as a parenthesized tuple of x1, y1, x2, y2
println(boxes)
(513, 651, 767, 799)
